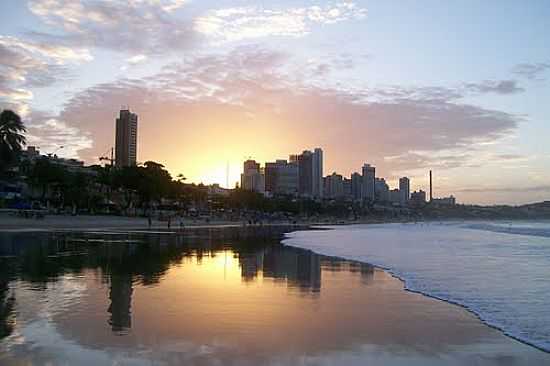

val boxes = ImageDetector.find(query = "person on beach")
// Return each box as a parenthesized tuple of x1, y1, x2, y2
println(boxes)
(148, 215, 152, 229)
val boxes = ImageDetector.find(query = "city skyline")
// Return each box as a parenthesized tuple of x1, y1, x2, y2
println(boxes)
(1, 1, 550, 205)
(239, 149, 436, 207)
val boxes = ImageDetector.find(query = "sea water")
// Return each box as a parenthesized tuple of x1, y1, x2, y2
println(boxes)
(283, 221, 550, 352)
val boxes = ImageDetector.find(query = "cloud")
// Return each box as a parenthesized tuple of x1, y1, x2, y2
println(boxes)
(463, 80, 524, 95)
(40, 46, 518, 184)
(120, 54, 149, 70)
(127, 54, 148, 65)
(27, 0, 195, 54)
(512, 62, 550, 80)
(25, 114, 93, 159)
(0, 35, 91, 116)
(194, 1, 367, 42)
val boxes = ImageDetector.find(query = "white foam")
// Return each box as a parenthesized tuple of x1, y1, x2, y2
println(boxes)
(283, 221, 550, 352)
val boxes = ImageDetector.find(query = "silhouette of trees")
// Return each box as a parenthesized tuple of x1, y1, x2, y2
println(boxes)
(26, 158, 66, 200)
(0, 110, 26, 177)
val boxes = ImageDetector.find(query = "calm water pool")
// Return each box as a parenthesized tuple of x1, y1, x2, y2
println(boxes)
(0, 228, 548, 365)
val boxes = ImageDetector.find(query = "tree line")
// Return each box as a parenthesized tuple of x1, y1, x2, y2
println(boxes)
(0, 109, 364, 218)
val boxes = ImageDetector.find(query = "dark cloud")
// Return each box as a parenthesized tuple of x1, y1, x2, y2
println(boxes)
(512, 62, 550, 80)
(463, 80, 524, 95)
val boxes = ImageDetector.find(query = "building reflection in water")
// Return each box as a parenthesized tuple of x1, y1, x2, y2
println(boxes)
(108, 272, 133, 333)
(260, 246, 322, 293)
(0, 228, 372, 338)
(0, 279, 15, 340)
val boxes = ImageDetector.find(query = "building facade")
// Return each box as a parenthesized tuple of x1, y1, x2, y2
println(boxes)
(399, 177, 410, 205)
(324, 172, 344, 199)
(115, 109, 138, 167)
(241, 160, 265, 193)
(375, 178, 390, 202)
(312, 148, 323, 199)
(410, 190, 427, 207)
(297, 151, 313, 197)
(264, 160, 299, 195)
(351, 172, 362, 201)
(361, 164, 376, 202)
(291, 148, 323, 199)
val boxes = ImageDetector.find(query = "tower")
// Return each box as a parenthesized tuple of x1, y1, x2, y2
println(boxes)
(429, 170, 433, 202)
(361, 164, 376, 202)
(115, 109, 138, 167)
(399, 177, 410, 205)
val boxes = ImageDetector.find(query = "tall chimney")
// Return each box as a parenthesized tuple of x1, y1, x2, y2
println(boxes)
(429, 170, 433, 202)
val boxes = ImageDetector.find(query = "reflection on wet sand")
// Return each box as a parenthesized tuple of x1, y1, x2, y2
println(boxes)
(0, 228, 548, 365)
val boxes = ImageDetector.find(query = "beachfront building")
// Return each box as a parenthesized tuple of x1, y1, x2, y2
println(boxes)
(241, 160, 265, 194)
(343, 177, 352, 199)
(432, 196, 457, 206)
(312, 148, 323, 199)
(389, 189, 401, 205)
(361, 164, 376, 202)
(292, 148, 323, 199)
(265, 160, 299, 196)
(410, 190, 427, 207)
(351, 172, 362, 201)
(399, 177, 410, 205)
(375, 178, 390, 202)
(296, 151, 313, 197)
(115, 109, 138, 167)
(324, 172, 345, 199)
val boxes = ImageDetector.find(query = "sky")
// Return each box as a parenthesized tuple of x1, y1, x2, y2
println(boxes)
(0, 0, 549, 205)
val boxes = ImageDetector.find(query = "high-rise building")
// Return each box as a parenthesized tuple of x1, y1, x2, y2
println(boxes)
(115, 109, 138, 167)
(265, 160, 299, 195)
(361, 164, 376, 202)
(312, 148, 323, 199)
(375, 178, 389, 202)
(343, 177, 352, 199)
(297, 151, 313, 197)
(241, 160, 265, 193)
(294, 148, 323, 199)
(399, 177, 410, 205)
(389, 188, 401, 205)
(324, 172, 344, 199)
(351, 172, 362, 201)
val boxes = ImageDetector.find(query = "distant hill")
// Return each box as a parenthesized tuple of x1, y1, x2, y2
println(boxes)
(420, 201, 550, 220)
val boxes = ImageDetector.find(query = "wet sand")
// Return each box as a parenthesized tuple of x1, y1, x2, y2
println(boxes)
(0, 227, 548, 365)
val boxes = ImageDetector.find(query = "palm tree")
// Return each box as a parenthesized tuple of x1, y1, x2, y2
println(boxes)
(0, 110, 26, 170)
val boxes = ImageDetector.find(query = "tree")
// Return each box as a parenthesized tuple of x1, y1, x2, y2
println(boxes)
(0, 110, 26, 174)
(26, 158, 67, 200)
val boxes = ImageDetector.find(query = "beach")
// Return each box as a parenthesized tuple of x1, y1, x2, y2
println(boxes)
(0, 213, 258, 231)
(1, 223, 549, 364)
(284, 222, 550, 354)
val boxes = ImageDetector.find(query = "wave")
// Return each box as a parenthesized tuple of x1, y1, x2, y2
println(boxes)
(464, 222, 550, 238)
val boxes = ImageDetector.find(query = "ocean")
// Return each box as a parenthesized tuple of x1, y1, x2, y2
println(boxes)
(283, 221, 550, 352)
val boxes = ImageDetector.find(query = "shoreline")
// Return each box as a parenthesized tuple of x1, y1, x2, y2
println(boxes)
(282, 224, 550, 355)
(2, 219, 549, 358)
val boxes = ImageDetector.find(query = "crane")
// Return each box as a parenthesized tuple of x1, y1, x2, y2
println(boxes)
(99, 147, 114, 167)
